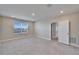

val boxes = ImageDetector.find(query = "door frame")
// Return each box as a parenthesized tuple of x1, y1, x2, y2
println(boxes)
(51, 20, 70, 45)
(51, 22, 58, 40)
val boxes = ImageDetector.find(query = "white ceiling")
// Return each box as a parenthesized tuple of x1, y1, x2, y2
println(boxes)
(0, 4, 79, 21)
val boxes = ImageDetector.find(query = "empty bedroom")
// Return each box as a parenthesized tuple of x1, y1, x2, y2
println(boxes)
(0, 4, 79, 55)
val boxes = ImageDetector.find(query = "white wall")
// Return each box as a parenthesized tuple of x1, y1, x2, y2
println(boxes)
(35, 21, 51, 40)
(35, 12, 79, 42)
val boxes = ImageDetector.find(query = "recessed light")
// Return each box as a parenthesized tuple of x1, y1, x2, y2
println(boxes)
(60, 11, 63, 13)
(32, 13, 35, 16)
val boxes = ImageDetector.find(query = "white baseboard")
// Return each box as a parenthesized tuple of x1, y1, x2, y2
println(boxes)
(70, 43, 79, 47)
(0, 35, 51, 43)
(0, 37, 26, 43)
(36, 35, 51, 40)
(0, 35, 33, 43)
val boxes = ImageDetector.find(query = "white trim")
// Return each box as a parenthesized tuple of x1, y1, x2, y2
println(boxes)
(36, 35, 51, 40)
(70, 43, 79, 48)
(0, 35, 51, 43)
(0, 37, 27, 43)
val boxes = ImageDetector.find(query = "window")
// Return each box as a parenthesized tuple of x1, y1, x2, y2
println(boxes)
(13, 20, 28, 33)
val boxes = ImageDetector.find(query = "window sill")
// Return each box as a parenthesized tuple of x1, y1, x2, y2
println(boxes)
(13, 32, 28, 35)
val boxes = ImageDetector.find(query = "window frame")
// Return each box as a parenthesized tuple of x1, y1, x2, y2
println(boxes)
(13, 19, 29, 34)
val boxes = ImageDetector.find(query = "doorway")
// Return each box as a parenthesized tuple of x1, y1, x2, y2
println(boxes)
(51, 23, 58, 40)
(51, 20, 70, 45)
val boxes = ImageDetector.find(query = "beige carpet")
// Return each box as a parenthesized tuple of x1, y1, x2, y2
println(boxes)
(0, 37, 79, 55)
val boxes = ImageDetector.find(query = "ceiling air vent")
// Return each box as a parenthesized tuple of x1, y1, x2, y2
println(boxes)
(46, 4, 52, 8)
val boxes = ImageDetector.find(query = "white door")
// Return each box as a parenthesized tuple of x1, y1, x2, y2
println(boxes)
(58, 20, 70, 44)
